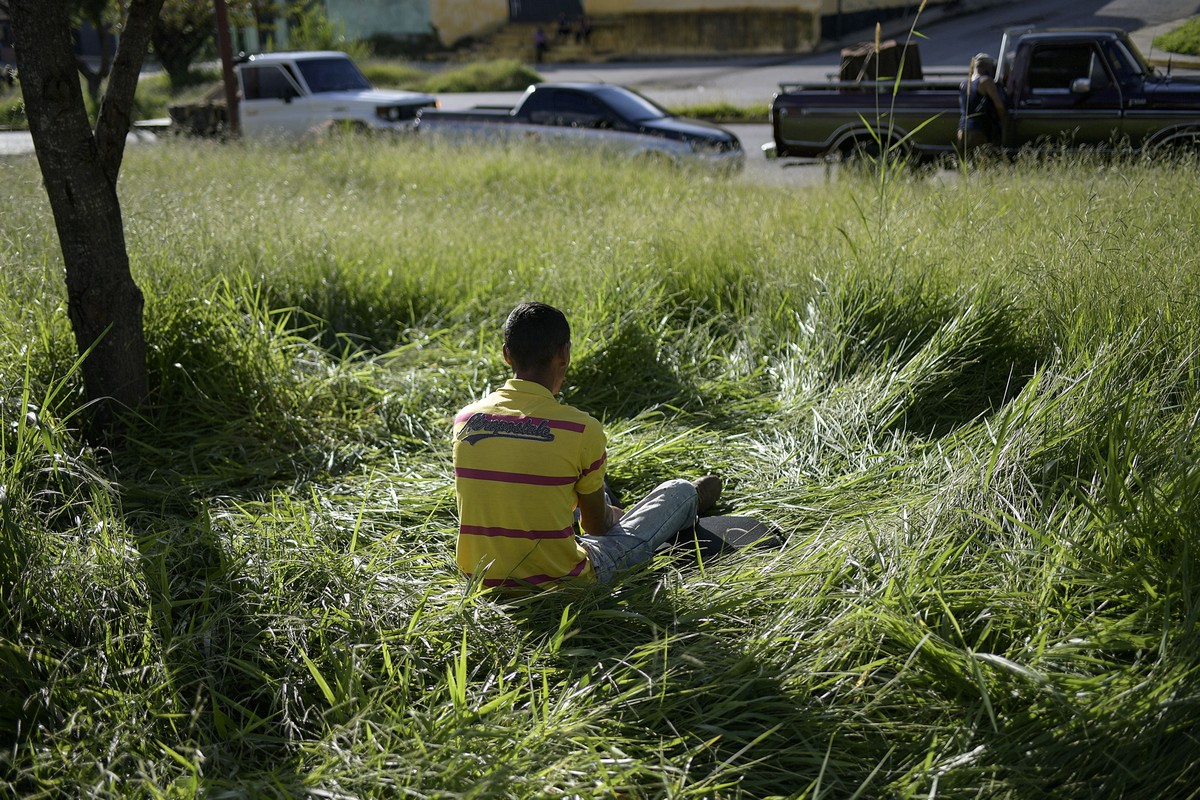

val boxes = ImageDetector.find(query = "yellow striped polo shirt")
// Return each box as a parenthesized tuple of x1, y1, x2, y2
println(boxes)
(453, 379, 607, 589)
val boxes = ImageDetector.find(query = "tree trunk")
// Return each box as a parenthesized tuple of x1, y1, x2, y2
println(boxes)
(9, 0, 164, 438)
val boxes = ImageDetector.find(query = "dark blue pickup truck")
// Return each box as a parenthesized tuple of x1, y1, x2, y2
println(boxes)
(768, 28, 1200, 161)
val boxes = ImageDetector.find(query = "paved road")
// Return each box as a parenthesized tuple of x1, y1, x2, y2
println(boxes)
(0, 127, 159, 157)
(0, 129, 32, 156)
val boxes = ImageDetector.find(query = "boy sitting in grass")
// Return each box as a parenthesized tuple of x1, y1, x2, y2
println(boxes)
(452, 301, 721, 589)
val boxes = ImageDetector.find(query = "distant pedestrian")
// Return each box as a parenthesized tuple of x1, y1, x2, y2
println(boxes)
(556, 12, 572, 42)
(533, 27, 547, 63)
(575, 15, 592, 45)
(958, 52, 1006, 156)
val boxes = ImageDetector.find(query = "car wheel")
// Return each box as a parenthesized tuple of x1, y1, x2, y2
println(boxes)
(632, 150, 675, 169)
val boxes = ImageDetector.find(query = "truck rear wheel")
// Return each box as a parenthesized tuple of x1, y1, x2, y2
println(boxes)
(843, 138, 884, 161)
(1151, 132, 1200, 161)
(838, 136, 911, 171)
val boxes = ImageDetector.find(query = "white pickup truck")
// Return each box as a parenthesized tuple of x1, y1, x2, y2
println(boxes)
(168, 51, 437, 138)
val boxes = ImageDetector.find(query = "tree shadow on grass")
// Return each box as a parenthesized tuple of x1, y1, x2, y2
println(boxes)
(503, 572, 895, 798)
(124, 508, 309, 785)
(823, 285, 1047, 440)
(105, 385, 386, 786)
(564, 320, 697, 421)
(258, 273, 454, 356)
(882, 328, 1044, 439)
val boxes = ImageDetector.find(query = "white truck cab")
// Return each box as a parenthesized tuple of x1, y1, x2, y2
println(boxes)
(235, 51, 436, 138)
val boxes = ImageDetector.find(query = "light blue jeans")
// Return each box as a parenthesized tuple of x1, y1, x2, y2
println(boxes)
(579, 479, 698, 584)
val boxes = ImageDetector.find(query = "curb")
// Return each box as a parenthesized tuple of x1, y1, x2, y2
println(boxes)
(1148, 54, 1200, 70)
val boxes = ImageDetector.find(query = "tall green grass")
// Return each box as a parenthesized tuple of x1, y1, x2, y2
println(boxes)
(2, 138, 1199, 797)
(0, 84, 23, 128)
(1153, 16, 1200, 56)
(669, 101, 771, 123)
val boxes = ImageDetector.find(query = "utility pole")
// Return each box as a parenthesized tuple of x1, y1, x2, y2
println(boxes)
(214, 0, 239, 135)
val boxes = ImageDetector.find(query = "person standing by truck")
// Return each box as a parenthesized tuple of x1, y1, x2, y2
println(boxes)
(958, 53, 1007, 155)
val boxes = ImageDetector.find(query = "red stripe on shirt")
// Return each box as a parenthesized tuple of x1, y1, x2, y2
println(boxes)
(455, 467, 577, 486)
(453, 411, 586, 433)
(472, 557, 589, 588)
(460, 524, 575, 540)
(581, 452, 607, 476)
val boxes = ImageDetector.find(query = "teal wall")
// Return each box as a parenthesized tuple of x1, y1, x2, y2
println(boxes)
(325, 0, 434, 40)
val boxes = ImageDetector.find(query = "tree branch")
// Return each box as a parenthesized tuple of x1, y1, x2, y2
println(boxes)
(94, 0, 167, 184)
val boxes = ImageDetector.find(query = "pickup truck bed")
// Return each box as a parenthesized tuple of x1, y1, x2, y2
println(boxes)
(773, 77, 964, 160)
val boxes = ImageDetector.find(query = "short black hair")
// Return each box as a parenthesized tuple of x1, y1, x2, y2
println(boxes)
(503, 302, 570, 371)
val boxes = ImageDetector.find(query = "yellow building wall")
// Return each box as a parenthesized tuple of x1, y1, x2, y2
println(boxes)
(820, 0, 938, 11)
(587, 0, 934, 11)
(589, 0, 821, 10)
(428, 0, 949, 49)
(430, 0, 508, 46)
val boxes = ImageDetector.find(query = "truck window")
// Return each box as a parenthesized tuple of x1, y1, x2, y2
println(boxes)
(523, 89, 560, 125)
(595, 86, 668, 123)
(524, 90, 598, 127)
(295, 57, 371, 94)
(1028, 44, 1111, 92)
(1087, 50, 1113, 90)
(552, 91, 607, 127)
(1105, 41, 1145, 80)
(242, 65, 300, 101)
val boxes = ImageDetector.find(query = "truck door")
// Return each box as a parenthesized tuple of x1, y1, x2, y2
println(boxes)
(239, 63, 309, 137)
(547, 90, 626, 147)
(521, 88, 634, 152)
(1008, 42, 1123, 149)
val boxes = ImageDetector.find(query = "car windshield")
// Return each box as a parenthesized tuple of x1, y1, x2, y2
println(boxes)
(296, 57, 372, 93)
(594, 86, 669, 122)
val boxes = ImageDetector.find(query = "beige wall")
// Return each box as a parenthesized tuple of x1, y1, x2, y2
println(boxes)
(591, 0, 948, 11)
(430, 0, 508, 46)
(590, 0, 821, 10)
(590, 11, 819, 54)
(818, 0, 945, 10)
(428, 0, 948, 47)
